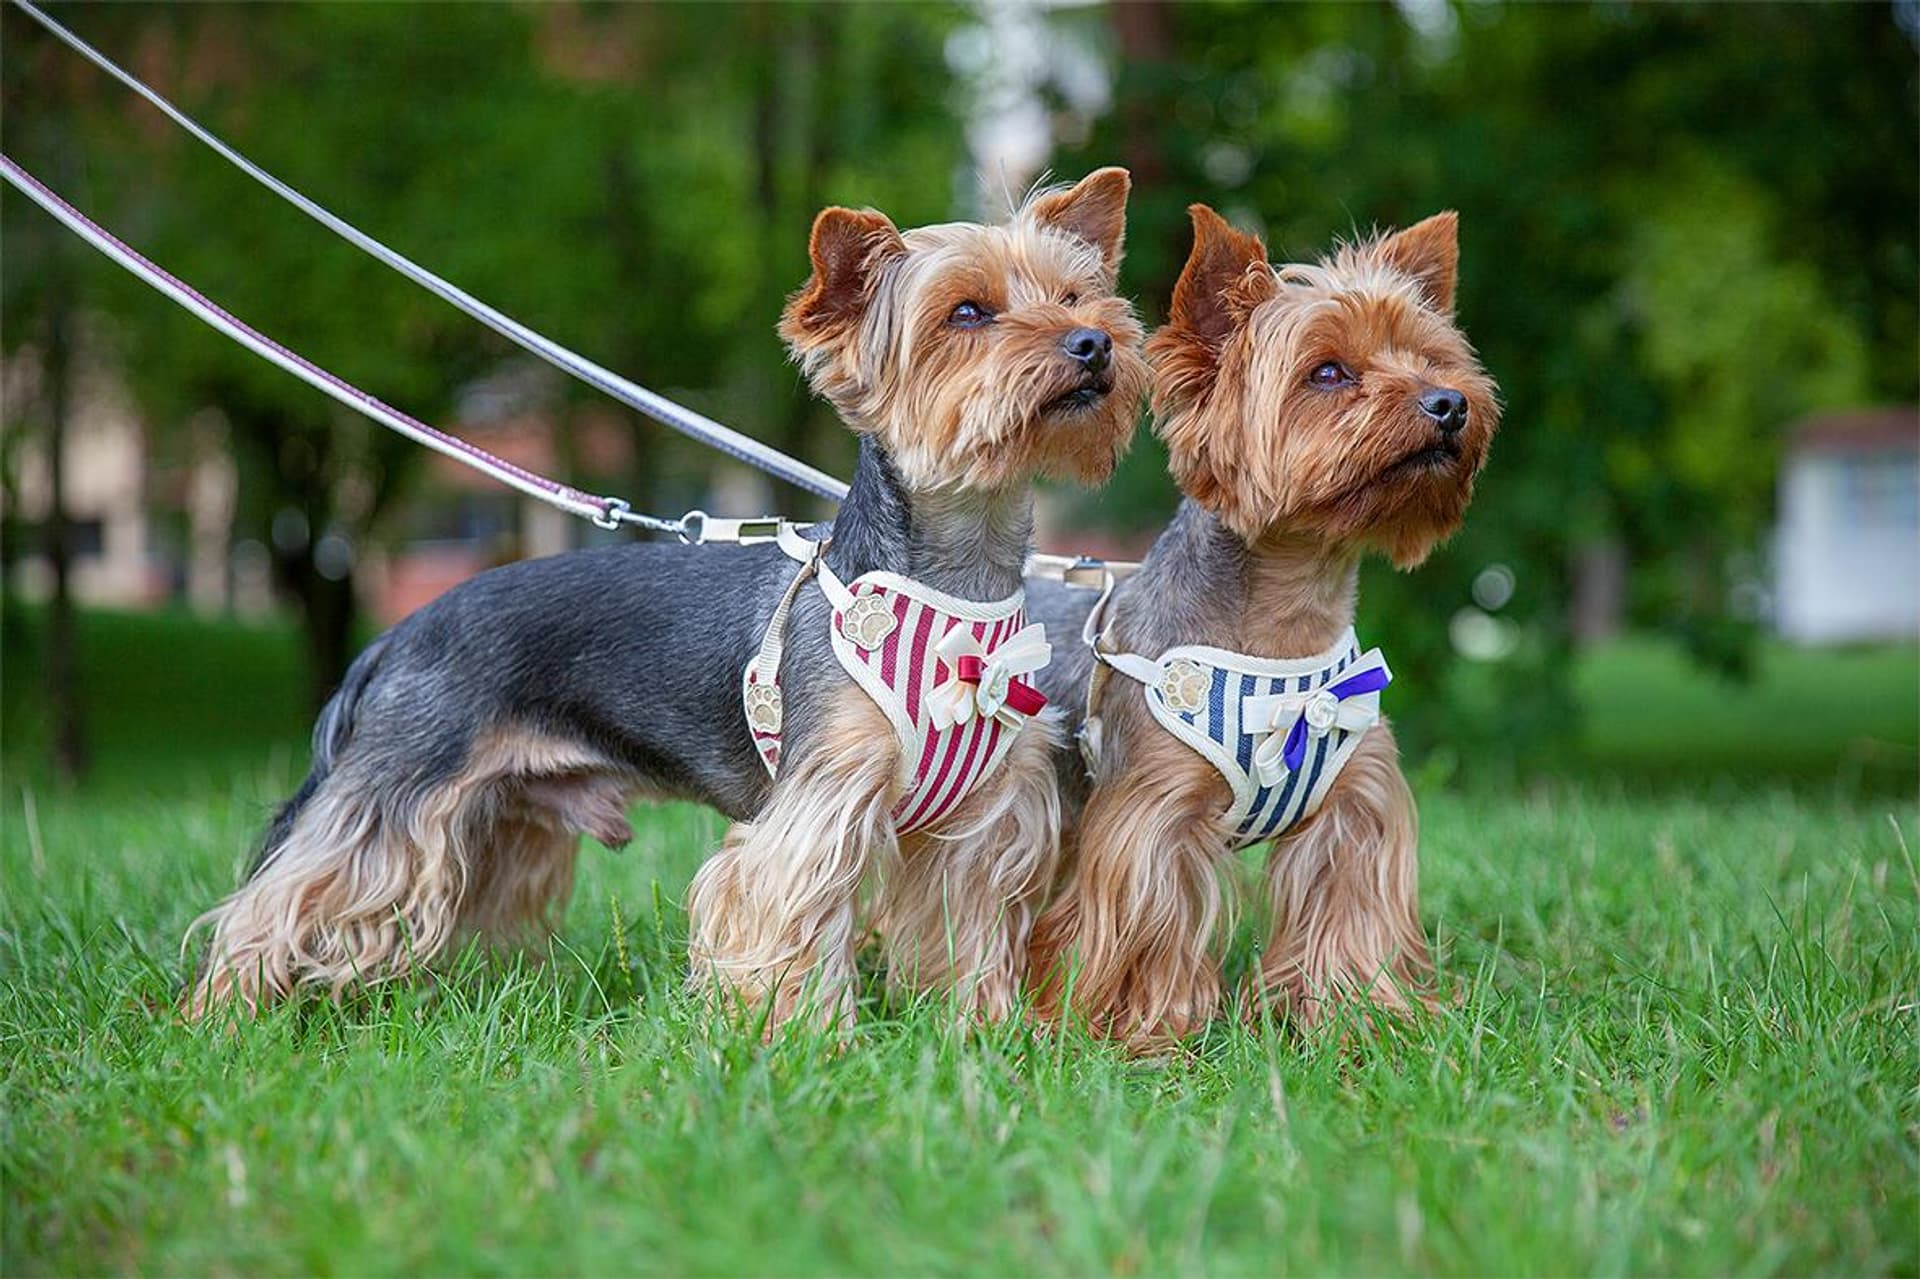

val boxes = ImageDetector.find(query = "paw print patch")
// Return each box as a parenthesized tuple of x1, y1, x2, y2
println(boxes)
(840, 594, 898, 651)
(1159, 659, 1209, 714)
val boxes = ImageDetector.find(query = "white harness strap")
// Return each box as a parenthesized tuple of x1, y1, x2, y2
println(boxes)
(1073, 569, 1137, 771)
(741, 526, 856, 772)
(1084, 604, 1392, 849)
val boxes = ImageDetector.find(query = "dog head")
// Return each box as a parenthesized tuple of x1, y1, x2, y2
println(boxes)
(1148, 205, 1500, 566)
(780, 169, 1148, 493)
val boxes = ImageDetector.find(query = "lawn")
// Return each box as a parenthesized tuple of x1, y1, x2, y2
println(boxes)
(3, 611, 1916, 1275)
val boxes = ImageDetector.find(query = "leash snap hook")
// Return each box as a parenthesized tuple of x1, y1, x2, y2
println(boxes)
(677, 509, 709, 544)
(592, 498, 630, 531)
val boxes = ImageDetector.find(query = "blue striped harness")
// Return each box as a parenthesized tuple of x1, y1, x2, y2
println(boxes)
(1084, 618, 1393, 850)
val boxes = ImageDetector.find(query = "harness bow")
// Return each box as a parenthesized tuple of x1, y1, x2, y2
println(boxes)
(1242, 650, 1393, 785)
(928, 624, 1051, 730)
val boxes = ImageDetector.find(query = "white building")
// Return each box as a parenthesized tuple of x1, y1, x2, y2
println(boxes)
(2, 348, 166, 609)
(1774, 407, 1919, 644)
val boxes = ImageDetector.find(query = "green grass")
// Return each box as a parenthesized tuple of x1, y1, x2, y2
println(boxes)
(1576, 636, 1919, 794)
(3, 610, 1916, 1275)
(0, 608, 312, 794)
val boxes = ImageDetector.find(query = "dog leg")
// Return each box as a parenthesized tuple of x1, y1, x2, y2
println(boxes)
(684, 694, 897, 1033)
(1028, 729, 1234, 1047)
(455, 765, 643, 947)
(453, 806, 581, 950)
(1256, 725, 1433, 1031)
(187, 725, 636, 1015)
(186, 761, 471, 1016)
(877, 718, 1063, 1023)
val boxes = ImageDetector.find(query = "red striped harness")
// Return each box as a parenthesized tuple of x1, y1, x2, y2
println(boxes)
(742, 529, 1051, 834)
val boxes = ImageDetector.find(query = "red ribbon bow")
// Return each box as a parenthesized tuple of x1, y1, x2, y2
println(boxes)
(954, 655, 1048, 716)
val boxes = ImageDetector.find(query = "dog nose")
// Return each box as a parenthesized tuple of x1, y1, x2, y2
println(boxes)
(1419, 386, 1468, 434)
(1062, 327, 1112, 374)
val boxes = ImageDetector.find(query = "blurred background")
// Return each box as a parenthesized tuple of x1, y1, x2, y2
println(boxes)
(2, 1, 1915, 795)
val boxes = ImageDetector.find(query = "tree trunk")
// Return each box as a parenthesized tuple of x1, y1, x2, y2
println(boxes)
(1110, 0, 1172, 193)
(295, 555, 356, 713)
(1108, 0, 1182, 305)
(224, 403, 360, 713)
(42, 272, 90, 785)
(602, 137, 664, 515)
(751, 4, 833, 512)
(279, 430, 357, 712)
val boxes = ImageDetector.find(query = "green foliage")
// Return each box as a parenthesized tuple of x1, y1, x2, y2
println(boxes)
(1622, 161, 1871, 532)
(1057, 1, 1917, 760)
(4, 3, 1914, 759)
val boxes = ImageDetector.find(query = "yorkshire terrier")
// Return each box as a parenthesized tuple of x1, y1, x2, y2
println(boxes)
(187, 170, 1149, 1030)
(1026, 205, 1499, 1046)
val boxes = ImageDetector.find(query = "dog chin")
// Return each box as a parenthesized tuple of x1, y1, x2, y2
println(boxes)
(1043, 388, 1106, 417)
(1381, 437, 1465, 479)
(1008, 426, 1121, 485)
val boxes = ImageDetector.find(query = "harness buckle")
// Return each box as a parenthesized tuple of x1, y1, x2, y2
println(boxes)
(1060, 556, 1113, 591)
(729, 518, 790, 545)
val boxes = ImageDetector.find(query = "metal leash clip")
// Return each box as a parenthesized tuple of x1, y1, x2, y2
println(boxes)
(592, 498, 632, 531)
(676, 510, 791, 546)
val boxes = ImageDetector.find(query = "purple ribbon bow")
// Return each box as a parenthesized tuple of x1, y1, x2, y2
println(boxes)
(1278, 663, 1394, 772)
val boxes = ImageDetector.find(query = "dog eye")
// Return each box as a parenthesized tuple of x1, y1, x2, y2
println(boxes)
(1061, 291, 1079, 306)
(1308, 361, 1355, 388)
(948, 301, 993, 328)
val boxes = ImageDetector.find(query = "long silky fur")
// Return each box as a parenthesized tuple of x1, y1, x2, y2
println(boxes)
(187, 728, 626, 1014)
(1028, 206, 1497, 1049)
(185, 171, 1147, 1031)
(1258, 726, 1432, 1028)
(875, 710, 1066, 1019)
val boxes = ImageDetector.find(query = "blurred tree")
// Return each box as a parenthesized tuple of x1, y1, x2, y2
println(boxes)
(5, 0, 1912, 773)
(1056, 0, 1917, 771)
(1, 2, 963, 707)
(2, 42, 96, 782)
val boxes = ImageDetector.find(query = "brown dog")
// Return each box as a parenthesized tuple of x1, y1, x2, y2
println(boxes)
(1029, 206, 1500, 1046)
(187, 173, 1149, 1034)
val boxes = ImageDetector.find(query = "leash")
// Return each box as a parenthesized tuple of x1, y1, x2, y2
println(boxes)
(2, 155, 664, 531)
(11, 2, 1146, 575)
(8, 148, 1146, 574)
(10, 0, 849, 504)
(4, 153, 805, 542)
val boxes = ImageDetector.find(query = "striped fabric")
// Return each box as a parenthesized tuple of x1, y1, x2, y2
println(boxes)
(1132, 633, 1377, 850)
(747, 572, 1037, 836)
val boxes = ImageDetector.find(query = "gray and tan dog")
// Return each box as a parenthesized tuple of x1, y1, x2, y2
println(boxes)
(188, 170, 1148, 1031)
(1026, 206, 1499, 1047)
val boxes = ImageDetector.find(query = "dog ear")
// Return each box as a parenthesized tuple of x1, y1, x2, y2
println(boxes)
(1148, 205, 1274, 411)
(781, 207, 907, 346)
(1145, 207, 1274, 533)
(1027, 167, 1131, 275)
(1377, 211, 1458, 315)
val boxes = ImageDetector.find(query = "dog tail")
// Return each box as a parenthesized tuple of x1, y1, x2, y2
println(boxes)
(246, 635, 392, 878)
